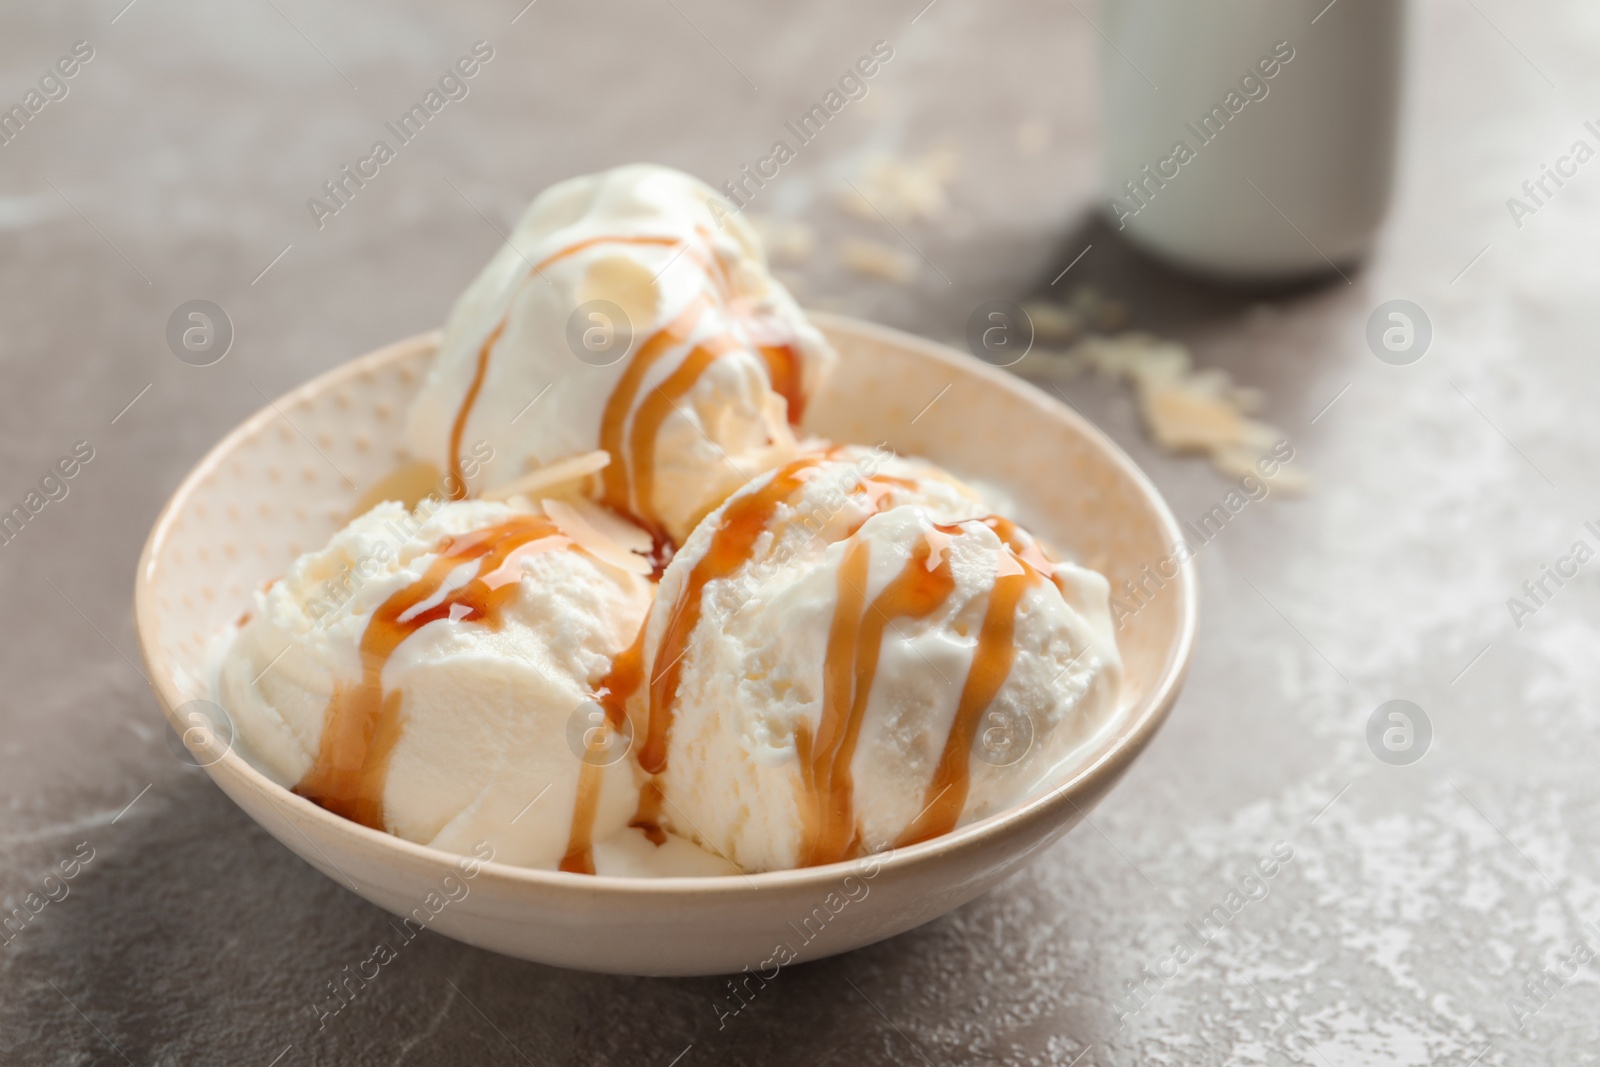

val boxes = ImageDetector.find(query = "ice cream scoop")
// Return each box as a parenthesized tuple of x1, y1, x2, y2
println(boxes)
(213, 497, 730, 874)
(600, 447, 1124, 873)
(405, 163, 837, 546)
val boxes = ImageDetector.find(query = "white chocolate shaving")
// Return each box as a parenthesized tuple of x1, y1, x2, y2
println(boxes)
(541, 498, 652, 575)
(556, 496, 653, 555)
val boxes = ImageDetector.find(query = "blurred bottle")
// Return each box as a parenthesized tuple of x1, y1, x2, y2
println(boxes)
(1099, 0, 1405, 280)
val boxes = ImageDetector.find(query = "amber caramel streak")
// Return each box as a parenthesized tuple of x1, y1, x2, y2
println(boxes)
(725, 292, 805, 424)
(626, 332, 743, 531)
(618, 459, 988, 863)
(449, 225, 808, 537)
(597, 297, 709, 532)
(447, 319, 505, 499)
(799, 532, 960, 867)
(446, 234, 683, 492)
(631, 778, 667, 846)
(984, 515, 1066, 594)
(295, 516, 570, 829)
(759, 343, 805, 425)
(694, 226, 734, 298)
(594, 621, 647, 733)
(796, 539, 870, 865)
(896, 556, 1037, 848)
(560, 621, 650, 874)
(580, 457, 825, 852)
(558, 760, 605, 875)
(639, 456, 824, 774)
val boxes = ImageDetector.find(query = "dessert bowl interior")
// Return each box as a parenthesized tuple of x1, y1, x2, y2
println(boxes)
(133, 312, 1195, 976)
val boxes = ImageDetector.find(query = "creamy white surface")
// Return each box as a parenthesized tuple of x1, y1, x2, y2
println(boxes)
(213, 498, 733, 874)
(405, 163, 837, 543)
(636, 449, 1124, 872)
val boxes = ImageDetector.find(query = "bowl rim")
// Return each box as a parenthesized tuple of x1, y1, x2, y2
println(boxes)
(134, 312, 1197, 898)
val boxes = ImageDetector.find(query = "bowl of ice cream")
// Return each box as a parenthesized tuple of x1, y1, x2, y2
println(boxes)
(134, 165, 1196, 976)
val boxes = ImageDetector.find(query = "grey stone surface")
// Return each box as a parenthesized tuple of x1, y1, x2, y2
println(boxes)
(2, 0, 1597, 1063)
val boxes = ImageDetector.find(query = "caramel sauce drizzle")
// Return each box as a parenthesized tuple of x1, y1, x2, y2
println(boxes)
(446, 230, 807, 532)
(631, 778, 668, 846)
(595, 299, 700, 515)
(623, 331, 744, 531)
(797, 528, 960, 866)
(895, 551, 1037, 849)
(557, 622, 651, 875)
(761, 344, 805, 423)
(638, 456, 825, 774)
(446, 234, 682, 496)
(983, 514, 1066, 595)
(733, 302, 805, 427)
(295, 516, 571, 829)
(551, 457, 825, 863)
(797, 538, 871, 864)
(446, 319, 505, 500)
(595, 297, 713, 537)
(559, 760, 606, 876)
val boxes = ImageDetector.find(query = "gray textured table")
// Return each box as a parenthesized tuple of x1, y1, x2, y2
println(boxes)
(3, 1, 1596, 1063)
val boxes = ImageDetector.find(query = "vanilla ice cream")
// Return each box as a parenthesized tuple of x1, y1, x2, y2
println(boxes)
(216, 162, 1129, 880)
(213, 496, 731, 875)
(611, 447, 1123, 873)
(405, 163, 837, 545)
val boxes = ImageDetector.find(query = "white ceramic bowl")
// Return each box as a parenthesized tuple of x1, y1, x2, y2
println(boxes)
(134, 313, 1195, 976)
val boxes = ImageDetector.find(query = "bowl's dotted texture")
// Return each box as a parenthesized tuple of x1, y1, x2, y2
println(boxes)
(146, 338, 436, 701)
